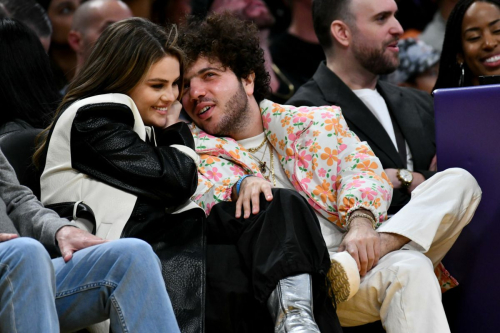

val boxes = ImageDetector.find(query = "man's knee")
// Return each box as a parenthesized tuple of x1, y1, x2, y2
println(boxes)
(98, 238, 160, 268)
(0, 238, 52, 281)
(435, 168, 481, 198)
(383, 250, 436, 285)
(269, 188, 309, 207)
(0, 237, 50, 262)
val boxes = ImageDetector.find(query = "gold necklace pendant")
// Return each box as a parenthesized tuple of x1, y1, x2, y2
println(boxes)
(259, 161, 267, 173)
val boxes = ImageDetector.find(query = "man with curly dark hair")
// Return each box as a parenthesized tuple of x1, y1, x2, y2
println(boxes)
(179, 13, 345, 333)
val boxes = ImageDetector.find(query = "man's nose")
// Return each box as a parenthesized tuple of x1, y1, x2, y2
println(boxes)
(189, 80, 206, 100)
(390, 17, 404, 37)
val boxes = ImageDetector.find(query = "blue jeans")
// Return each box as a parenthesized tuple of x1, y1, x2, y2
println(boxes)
(0, 237, 180, 333)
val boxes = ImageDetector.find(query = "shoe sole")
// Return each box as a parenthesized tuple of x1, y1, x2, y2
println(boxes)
(326, 252, 360, 304)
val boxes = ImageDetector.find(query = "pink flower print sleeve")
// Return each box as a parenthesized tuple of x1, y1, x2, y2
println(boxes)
(261, 100, 392, 229)
(189, 123, 266, 215)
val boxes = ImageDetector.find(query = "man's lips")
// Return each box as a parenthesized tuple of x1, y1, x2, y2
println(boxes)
(386, 40, 399, 51)
(194, 102, 215, 120)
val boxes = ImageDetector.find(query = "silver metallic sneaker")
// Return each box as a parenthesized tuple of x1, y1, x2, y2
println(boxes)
(267, 273, 320, 333)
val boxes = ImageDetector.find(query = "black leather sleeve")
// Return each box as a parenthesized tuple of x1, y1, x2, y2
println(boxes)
(156, 122, 196, 149)
(70, 103, 198, 208)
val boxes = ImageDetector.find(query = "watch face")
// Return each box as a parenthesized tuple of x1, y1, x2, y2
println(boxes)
(399, 169, 412, 182)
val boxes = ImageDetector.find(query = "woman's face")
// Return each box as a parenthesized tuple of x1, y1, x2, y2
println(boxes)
(47, 0, 82, 45)
(128, 55, 181, 128)
(460, 1, 500, 84)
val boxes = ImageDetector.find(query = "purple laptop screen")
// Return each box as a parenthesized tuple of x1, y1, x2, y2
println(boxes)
(433, 84, 500, 331)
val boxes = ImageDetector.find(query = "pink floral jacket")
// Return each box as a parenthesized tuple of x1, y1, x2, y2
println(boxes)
(190, 100, 392, 230)
(190, 100, 456, 291)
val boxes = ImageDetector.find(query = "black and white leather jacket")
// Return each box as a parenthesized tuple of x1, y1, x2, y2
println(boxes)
(40, 93, 200, 239)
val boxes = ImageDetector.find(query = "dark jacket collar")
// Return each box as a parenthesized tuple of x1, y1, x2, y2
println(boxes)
(312, 62, 403, 166)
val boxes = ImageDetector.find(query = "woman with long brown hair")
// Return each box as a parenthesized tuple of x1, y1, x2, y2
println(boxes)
(35, 17, 203, 331)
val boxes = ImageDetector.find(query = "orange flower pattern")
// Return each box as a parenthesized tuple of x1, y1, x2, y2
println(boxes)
(190, 100, 392, 228)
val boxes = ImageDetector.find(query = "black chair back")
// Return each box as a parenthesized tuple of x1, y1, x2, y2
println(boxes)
(0, 129, 42, 199)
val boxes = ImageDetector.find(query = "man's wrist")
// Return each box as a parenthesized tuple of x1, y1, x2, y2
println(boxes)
(396, 168, 413, 188)
(349, 217, 373, 229)
(236, 175, 254, 196)
(347, 209, 377, 230)
(408, 172, 425, 193)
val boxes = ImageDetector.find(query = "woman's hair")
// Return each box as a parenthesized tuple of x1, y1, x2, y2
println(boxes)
(434, 0, 500, 89)
(34, 17, 185, 166)
(0, 18, 60, 128)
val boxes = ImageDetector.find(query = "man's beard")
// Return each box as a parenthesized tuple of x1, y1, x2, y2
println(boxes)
(352, 37, 400, 75)
(210, 82, 250, 137)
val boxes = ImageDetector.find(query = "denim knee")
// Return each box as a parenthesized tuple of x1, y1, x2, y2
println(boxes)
(104, 238, 160, 268)
(2, 237, 50, 262)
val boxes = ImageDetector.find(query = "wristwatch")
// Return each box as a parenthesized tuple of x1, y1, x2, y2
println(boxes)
(396, 169, 413, 188)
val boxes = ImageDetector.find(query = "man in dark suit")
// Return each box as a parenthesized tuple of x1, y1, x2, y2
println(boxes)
(287, 0, 436, 214)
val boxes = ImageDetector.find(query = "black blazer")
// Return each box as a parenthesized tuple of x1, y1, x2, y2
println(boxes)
(287, 62, 436, 213)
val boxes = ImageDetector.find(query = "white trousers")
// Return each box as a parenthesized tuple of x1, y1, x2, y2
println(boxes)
(335, 168, 482, 333)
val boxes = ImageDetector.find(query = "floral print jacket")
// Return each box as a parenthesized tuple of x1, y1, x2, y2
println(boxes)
(190, 99, 393, 230)
(190, 99, 456, 292)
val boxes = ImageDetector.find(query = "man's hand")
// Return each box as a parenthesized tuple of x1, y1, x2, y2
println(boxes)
(384, 168, 401, 189)
(0, 233, 18, 243)
(56, 226, 108, 262)
(338, 218, 380, 277)
(234, 176, 273, 218)
(429, 155, 438, 172)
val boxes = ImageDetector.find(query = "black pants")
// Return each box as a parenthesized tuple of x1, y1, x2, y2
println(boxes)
(206, 188, 342, 333)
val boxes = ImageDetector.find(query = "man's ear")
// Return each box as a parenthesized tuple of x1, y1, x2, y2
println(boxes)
(242, 72, 255, 96)
(330, 20, 351, 48)
(68, 30, 82, 53)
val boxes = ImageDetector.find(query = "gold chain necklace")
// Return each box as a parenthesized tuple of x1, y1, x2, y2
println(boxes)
(267, 146, 277, 187)
(247, 136, 268, 153)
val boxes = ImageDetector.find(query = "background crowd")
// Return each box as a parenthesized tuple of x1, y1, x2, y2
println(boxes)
(0, 0, 496, 332)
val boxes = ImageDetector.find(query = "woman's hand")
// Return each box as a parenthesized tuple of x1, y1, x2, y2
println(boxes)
(234, 176, 273, 218)
(164, 100, 183, 128)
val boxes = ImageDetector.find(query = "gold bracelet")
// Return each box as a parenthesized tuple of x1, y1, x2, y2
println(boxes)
(347, 212, 377, 230)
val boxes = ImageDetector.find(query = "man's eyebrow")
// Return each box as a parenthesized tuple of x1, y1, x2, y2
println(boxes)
(373, 10, 392, 19)
(196, 67, 224, 75)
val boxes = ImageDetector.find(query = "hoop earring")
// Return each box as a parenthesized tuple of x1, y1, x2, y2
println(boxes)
(458, 62, 465, 87)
